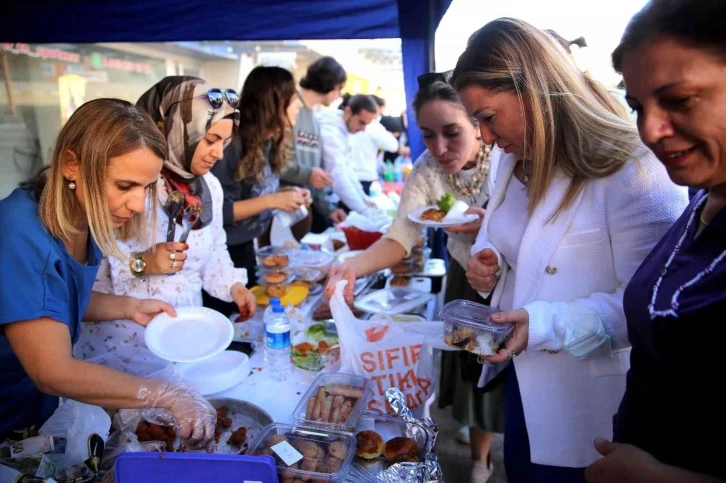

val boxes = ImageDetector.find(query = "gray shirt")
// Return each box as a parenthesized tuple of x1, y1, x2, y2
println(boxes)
(280, 100, 336, 217)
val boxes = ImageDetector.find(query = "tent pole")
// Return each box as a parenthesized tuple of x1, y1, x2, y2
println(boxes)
(1, 51, 17, 117)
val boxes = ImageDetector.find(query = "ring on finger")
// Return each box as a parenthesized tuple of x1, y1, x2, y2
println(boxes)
(170, 252, 176, 261)
(172, 260, 178, 270)
(505, 347, 516, 360)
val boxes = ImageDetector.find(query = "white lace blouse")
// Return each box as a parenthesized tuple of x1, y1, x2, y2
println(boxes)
(74, 172, 247, 360)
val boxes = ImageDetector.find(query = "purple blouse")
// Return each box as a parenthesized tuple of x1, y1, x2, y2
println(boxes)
(615, 190, 726, 478)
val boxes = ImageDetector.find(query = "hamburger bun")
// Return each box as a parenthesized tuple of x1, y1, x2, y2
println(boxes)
(383, 437, 418, 463)
(355, 430, 384, 460)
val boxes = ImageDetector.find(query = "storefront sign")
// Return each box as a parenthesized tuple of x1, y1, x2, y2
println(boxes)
(1, 43, 80, 63)
(90, 52, 152, 74)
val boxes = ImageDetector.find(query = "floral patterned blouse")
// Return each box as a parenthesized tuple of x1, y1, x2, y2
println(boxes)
(74, 172, 247, 360)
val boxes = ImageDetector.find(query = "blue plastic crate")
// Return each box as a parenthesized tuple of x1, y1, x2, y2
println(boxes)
(114, 452, 279, 483)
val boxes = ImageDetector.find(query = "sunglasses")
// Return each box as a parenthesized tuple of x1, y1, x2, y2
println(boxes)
(417, 71, 453, 89)
(206, 88, 239, 109)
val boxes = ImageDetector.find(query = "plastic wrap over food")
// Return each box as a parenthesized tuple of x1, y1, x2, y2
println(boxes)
(375, 388, 442, 483)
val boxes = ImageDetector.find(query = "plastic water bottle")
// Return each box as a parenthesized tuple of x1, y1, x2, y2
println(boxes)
(264, 299, 291, 381)
(261, 298, 281, 363)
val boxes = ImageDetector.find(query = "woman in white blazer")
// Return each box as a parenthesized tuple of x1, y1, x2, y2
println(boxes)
(450, 18, 689, 482)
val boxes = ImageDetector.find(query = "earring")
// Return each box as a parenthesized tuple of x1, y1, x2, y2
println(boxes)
(68, 180, 76, 190)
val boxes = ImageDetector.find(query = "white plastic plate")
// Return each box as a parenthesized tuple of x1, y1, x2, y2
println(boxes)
(145, 306, 234, 363)
(407, 205, 479, 228)
(176, 350, 250, 395)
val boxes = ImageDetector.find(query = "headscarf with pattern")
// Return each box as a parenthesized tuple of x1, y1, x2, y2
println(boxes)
(136, 76, 239, 230)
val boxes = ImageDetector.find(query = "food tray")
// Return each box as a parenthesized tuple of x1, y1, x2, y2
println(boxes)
(347, 413, 429, 482)
(131, 397, 272, 455)
(439, 299, 513, 357)
(248, 423, 356, 483)
(384, 258, 446, 278)
(292, 372, 373, 432)
(354, 288, 434, 316)
(208, 398, 273, 454)
(386, 275, 432, 293)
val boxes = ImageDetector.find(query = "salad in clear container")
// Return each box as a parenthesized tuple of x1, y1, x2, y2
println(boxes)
(291, 322, 340, 372)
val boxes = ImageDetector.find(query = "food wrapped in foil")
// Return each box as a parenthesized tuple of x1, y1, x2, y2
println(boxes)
(375, 388, 442, 483)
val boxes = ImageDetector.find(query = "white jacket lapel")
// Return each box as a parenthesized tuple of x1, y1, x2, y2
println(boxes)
(513, 169, 584, 309)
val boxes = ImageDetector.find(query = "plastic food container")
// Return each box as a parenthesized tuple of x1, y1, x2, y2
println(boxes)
(248, 423, 356, 483)
(292, 266, 328, 283)
(439, 300, 513, 357)
(256, 267, 296, 286)
(256, 246, 291, 268)
(291, 322, 341, 372)
(292, 372, 373, 432)
(115, 453, 278, 483)
(288, 249, 336, 272)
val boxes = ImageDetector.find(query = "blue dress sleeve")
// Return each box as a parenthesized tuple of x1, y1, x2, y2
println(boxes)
(0, 195, 71, 327)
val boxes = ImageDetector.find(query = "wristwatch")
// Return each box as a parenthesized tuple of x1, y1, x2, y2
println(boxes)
(130, 251, 147, 277)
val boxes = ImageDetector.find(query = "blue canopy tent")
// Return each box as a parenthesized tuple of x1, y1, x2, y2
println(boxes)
(0, 0, 454, 161)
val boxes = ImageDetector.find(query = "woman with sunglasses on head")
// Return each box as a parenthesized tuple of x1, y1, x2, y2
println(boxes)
(585, 1, 726, 482)
(455, 18, 689, 482)
(0, 99, 216, 447)
(205, 66, 310, 315)
(325, 76, 501, 483)
(75, 77, 256, 360)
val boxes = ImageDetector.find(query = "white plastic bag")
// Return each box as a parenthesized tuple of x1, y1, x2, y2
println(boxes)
(39, 400, 111, 469)
(329, 281, 435, 415)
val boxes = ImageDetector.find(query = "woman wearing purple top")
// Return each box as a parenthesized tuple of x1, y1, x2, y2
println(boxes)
(586, 0, 726, 482)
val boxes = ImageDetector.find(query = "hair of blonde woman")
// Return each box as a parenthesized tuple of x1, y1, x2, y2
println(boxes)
(452, 18, 645, 216)
(36, 98, 168, 259)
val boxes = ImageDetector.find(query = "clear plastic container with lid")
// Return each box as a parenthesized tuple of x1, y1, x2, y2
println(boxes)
(439, 299, 513, 357)
(247, 423, 356, 483)
(256, 246, 291, 269)
(292, 372, 373, 432)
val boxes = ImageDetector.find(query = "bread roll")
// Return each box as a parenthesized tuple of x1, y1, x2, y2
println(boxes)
(355, 430, 384, 460)
(383, 437, 418, 463)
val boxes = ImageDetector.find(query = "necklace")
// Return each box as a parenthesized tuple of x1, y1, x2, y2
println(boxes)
(648, 194, 726, 319)
(446, 142, 489, 203)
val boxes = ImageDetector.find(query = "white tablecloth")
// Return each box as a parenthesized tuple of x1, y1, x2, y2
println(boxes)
(213, 291, 440, 423)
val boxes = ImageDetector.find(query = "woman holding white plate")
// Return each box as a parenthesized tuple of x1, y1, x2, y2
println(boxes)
(75, 77, 256, 361)
(325, 76, 502, 482)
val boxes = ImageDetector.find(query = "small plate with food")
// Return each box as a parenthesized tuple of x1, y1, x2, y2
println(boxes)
(407, 193, 479, 228)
